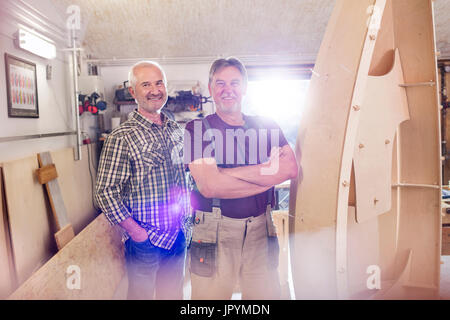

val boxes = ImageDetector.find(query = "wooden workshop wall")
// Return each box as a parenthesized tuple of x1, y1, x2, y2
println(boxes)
(2, 155, 55, 287)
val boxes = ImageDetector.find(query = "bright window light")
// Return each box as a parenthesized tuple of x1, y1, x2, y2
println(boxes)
(244, 79, 310, 144)
(16, 28, 56, 60)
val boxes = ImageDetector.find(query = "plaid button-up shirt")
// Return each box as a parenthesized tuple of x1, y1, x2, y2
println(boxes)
(95, 110, 191, 249)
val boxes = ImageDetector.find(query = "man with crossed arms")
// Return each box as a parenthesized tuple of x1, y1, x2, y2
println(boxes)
(185, 57, 299, 299)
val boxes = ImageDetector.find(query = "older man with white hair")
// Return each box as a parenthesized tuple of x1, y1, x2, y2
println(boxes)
(95, 61, 190, 300)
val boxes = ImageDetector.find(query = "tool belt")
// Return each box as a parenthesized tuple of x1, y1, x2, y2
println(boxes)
(189, 117, 280, 277)
(197, 116, 278, 236)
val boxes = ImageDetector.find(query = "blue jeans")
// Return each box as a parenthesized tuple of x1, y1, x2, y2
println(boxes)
(125, 231, 186, 300)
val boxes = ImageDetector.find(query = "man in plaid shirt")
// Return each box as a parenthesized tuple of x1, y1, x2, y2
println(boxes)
(95, 61, 190, 300)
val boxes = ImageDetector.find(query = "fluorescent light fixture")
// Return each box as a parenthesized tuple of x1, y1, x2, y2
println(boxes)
(16, 28, 56, 59)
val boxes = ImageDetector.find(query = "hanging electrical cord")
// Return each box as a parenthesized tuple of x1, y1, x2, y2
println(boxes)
(81, 131, 99, 212)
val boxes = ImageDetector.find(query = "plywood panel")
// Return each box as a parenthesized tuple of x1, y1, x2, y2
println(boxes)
(38, 152, 70, 230)
(347, 206, 380, 298)
(8, 214, 125, 300)
(354, 50, 409, 223)
(0, 167, 15, 299)
(290, 0, 375, 229)
(2, 156, 56, 285)
(289, 0, 376, 299)
(288, 226, 337, 299)
(362, 0, 399, 286)
(391, 0, 441, 293)
(55, 224, 75, 250)
(397, 189, 440, 287)
(368, 0, 395, 77)
(334, 0, 388, 297)
(377, 176, 398, 282)
(2, 145, 99, 289)
(50, 145, 98, 234)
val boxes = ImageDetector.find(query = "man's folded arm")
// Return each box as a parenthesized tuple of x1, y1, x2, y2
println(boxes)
(188, 158, 271, 199)
(219, 144, 298, 187)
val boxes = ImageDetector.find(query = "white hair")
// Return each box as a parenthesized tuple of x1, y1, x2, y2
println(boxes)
(128, 60, 167, 89)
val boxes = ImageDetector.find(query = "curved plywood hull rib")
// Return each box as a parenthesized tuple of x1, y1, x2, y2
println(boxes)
(354, 49, 410, 223)
(289, 0, 441, 299)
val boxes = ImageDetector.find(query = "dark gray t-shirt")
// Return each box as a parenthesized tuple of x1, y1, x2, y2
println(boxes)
(184, 113, 288, 218)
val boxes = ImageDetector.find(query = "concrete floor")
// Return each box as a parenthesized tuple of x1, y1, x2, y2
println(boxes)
(113, 254, 450, 300)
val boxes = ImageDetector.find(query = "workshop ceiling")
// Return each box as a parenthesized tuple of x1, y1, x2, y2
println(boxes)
(51, 0, 450, 61)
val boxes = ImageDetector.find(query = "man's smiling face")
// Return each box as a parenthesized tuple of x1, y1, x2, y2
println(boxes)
(209, 66, 247, 115)
(130, 65, 168, 114)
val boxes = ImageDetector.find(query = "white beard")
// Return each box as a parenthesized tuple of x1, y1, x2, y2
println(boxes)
(137, 95, 166, 114)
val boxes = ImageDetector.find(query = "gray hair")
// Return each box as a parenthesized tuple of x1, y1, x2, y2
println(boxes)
(208, 57, 248, 86)
(128, 60, 167, 89)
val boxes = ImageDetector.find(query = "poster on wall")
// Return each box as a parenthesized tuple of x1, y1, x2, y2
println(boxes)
(4, 53, 39, 118)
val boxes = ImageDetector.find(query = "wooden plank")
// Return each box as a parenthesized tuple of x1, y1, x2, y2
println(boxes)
(335, 0, 387, 298)
(54, 224, 75, 250)
(368, 0, 395, 77)
(369, 0, 399, 279)
(290, 0, 376, 230)
(0, 167, 16, 299)
(372, 249, 413, 299)
(369, 0, 402, 290)
(289, 0, 377, 299)
(35, 164, 58, 185)
(2, 155, 56, 285)
(377, 159, 399, 283)
(38, 152, 70, 230)
(37, 151, 75, 251)
(388, 0, 441, 296)
(8, 214, 125, 300)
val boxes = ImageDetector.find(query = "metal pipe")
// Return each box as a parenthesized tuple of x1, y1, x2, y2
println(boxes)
(0, 131, 76, 143)
(398, 81, 436, 87)
(71, 28, 82, 161)
(84, 54, 317, 67)
(392, 183, 440, 190)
